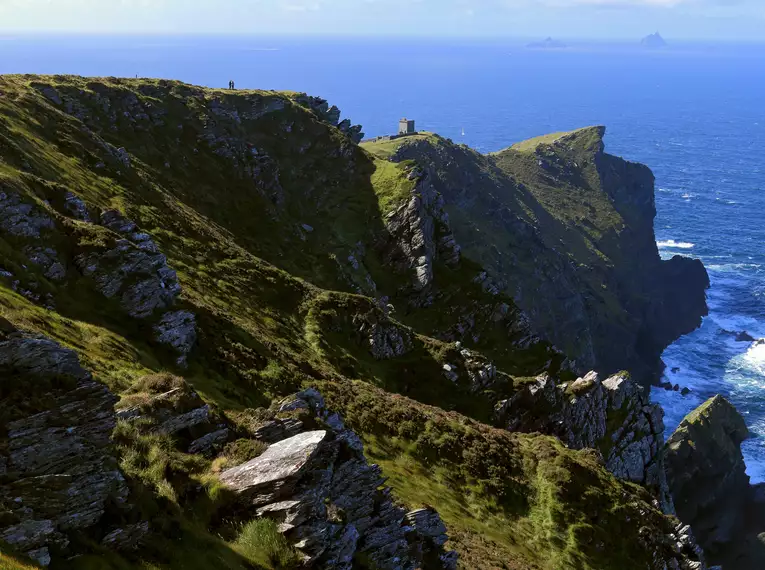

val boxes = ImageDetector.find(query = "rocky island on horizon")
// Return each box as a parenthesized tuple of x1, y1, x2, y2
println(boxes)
(642, 31, 669, 48)
(0, 73, 758, 569)
(526, 37, 568, 50)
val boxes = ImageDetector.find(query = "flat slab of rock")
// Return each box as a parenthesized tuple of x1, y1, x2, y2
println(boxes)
(219, 430, 327, 500)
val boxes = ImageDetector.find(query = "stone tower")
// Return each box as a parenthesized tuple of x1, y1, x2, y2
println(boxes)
(398, 118, 415, 135)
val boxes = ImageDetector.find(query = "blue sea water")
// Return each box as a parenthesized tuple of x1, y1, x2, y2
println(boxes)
(2, 34, 765, 479)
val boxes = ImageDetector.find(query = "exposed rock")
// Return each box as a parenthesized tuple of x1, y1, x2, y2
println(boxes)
(0, 190, 55, 238)
(188, 428, 230, 456)
(25, 246, 66, 281)
(0, 327, 132, 564)
(253, 418, 305, 444)
(442, 363, 459, 383)
(405, 508, 449, 546)
(382, 174, 461, 294)
(458, 348, 497, 392)
(665, 396, 750, 554)
(389, 129, 709, 386)
(293, 95, 363, 141)
(116, 381, 215, 441)
(37, 84, 63, 106)
(355, 314, 413, 360)
(63, 191, 90, 221)
(221, 390, 457, 569)
(154, 310, 197, 366)
(115, 147, 131, 167)
(100, 521, 149, 551)
(219, 430, 328, 504)
(157, 404, 211, 436)
(76, 211, 181, 318)
(497, 371, 671, 508)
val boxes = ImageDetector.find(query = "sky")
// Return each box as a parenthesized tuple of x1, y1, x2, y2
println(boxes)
(0, 0, 763, 41)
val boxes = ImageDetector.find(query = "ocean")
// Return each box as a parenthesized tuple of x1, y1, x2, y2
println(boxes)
(2, 34, 764, 480)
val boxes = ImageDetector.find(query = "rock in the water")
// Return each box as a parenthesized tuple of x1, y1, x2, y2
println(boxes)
(735, 331, 756, 343)
(665, 395, 750, 554)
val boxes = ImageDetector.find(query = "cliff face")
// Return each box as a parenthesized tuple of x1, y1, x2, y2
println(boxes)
(382, 127, 709, 385)
(0, 75, 710, 570)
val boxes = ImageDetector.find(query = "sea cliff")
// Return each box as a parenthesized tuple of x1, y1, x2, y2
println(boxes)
(0, 74, 712, 569)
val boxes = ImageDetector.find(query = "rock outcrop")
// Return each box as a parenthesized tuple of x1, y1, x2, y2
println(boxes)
(382, 171, 461, 299)
(0, 322, 137, 566)
(294, 94, 364, 143)
(76, 210, 181, 319)
(665, 396, 750, 554)
(355, 312, 413, 360)
(220, 389, 457, 569)
(75, 209, 197, 364)
(497, 371, 672, 509)
(116, 374, 227, 455)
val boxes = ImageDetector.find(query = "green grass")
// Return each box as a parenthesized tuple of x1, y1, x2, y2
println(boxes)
(360, 132, 434, 159)
(232, 520, 301, 569)
(508, 131, 573, 153)
(0, 551, 40, 570)
(369, 158, 416, 214)
(316, 379, 686, 570)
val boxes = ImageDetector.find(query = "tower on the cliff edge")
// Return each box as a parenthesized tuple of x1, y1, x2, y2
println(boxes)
(398, 118, 415, 135)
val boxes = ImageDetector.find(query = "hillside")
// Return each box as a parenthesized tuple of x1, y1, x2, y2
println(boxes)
(0, 75, 708, 570)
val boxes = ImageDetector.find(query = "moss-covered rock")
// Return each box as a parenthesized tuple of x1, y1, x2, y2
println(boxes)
(665, 396, 750, 555)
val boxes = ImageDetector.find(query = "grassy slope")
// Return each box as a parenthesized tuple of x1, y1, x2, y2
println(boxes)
(0, 76, 681, 569)
(317, 380, 685, 570)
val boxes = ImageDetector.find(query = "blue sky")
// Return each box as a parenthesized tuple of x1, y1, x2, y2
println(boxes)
(0, 0, 763, 41)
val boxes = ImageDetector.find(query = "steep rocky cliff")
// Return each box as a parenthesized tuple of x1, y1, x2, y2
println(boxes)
(366, 128, 709, 385)
(0, 74, 711, 569)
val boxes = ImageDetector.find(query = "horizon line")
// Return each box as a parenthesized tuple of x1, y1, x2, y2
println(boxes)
(1, 31, 764, 44)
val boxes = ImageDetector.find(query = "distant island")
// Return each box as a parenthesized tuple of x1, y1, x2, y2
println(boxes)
(527, 37, 567, 50)
(641, 32, 668, 48)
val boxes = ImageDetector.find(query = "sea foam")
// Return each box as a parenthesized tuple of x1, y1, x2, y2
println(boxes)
(657, 239, 695, 249)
